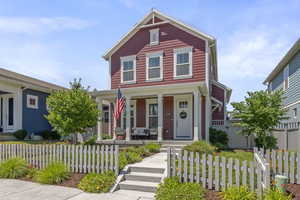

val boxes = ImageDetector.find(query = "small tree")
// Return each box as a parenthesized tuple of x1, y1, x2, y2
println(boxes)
(46, 79, 100, 141)
(231, 90, 287, 149)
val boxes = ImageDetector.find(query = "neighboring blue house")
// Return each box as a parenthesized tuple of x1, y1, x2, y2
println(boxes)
(0, 68, 65, 134)
(264, 38, 300, 122)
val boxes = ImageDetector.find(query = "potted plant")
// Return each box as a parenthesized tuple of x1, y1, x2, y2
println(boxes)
(115, 127, 125, 140)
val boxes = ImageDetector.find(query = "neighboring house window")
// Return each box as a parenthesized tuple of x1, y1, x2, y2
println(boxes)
(27, 95, 38, 109)
(173, 47, 193, 78)
(283, 65, 289, 90)
(146, 51, 163, 81)
(293, 108, 297, 118)
(121, 56, 136, 83)
(268, 82, 273, 91)
(149, 29, 159, 45)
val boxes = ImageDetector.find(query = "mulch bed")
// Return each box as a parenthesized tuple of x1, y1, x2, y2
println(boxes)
(58, 173, 85, 188)
(20, 173, 86, 188)
(205, 190, 222, 200)
(285, 184, 300, 200)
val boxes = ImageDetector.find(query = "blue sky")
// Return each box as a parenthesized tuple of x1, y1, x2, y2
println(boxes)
(0, 0, 299, 107)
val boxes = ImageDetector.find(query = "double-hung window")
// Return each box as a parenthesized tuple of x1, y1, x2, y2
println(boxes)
(121, 56, 136, 83)
(173, 47, 193, 78)
(283, 65, 289, 90)
(149, 29, 159, 45)
(146, 99, 158, 129)
(146, 51, 163, 81)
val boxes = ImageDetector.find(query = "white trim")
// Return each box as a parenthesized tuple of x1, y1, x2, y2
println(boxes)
(146, 51, 163, 81)
(26, 94, 39, 109)
(120, 55, 136, 84)
(173, 46, 193, 78)
(149, 28, 159, 46)
(146, 98, 158, 129)
(284, 99, 300, 108)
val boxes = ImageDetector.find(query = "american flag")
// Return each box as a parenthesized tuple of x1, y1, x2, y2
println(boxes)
(113, 88, 125, 121)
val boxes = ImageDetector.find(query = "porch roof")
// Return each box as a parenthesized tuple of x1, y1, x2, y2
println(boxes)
(0, 68, 66, 93)
(92, 81, 207, 100)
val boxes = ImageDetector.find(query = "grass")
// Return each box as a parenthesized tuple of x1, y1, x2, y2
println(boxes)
(35, 162, 70, 184)
(0, 157, 29, 179)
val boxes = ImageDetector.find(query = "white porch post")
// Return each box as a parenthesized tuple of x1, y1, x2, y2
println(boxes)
(96, 98, 103, 141)
(157, 94, 163, 142)
(108, 102, 112, 137)
(125, 96, 131, 141)
(193, 90, 200, 141)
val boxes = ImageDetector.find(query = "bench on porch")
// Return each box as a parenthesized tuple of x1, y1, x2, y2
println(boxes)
(132, 128, 158, 140)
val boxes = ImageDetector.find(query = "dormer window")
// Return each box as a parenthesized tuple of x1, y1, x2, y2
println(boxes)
(121, 55, 136, 84)
(149, 29, 159, 45)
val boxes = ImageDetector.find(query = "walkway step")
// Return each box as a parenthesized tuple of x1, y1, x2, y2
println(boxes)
(119, 180, 159, 193)
(130, 166, 164, 174)
(125, 172, 162, 182)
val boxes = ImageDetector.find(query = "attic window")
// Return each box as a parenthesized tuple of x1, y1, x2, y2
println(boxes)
(149, 29, 159, 45)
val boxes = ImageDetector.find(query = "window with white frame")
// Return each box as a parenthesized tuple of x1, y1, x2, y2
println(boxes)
(174, 47, 193, 77)
(146, 99, 158, 129)
(293, 108, 298, 118)
(149, 29, 159, 45)
(27, 95, 38, 109)
(121, 56, 136, 83)
(146, 51, 163, 80)
(283, 65, 289, 90)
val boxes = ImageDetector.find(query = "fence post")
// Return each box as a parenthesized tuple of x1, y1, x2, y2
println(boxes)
(265, 162, 270, 189)
(167, 147, 171, 178)
(115, 145, 119, 176)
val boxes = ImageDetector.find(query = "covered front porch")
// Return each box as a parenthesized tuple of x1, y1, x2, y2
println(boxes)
(0, 81, 23, 133)
(94, 82, 210, 142)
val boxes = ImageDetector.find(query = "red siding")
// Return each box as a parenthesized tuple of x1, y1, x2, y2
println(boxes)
(201, 96, 206, 139)
(163, 96, 174, 140)
(136, 99, 146, 127)
(212, 84, 225, 120)
(110, 22, 206, 89)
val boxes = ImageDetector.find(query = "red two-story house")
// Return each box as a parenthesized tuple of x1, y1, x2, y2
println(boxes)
(94, 9, 231, 143)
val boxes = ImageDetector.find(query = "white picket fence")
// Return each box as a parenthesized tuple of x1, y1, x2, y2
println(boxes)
(0, 144, 119, 175)
(167, 148, 300, 196)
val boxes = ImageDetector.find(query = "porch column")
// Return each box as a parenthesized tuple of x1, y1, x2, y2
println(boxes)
(96, 97, 103, 141)
(193, 90, 200, 141)
(108, 102, 112, 137)
(157, 94, 163, 141)
(125, 96, 131, 141)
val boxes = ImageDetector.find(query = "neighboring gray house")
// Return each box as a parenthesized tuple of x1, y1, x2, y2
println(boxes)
(0, 68, 65, 134)
(264, 38, 300, 122)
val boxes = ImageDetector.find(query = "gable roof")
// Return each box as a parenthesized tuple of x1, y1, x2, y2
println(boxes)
(0, 67, 66, 92)
(264, 38, 300, 84)
(102, 9, 217, 60)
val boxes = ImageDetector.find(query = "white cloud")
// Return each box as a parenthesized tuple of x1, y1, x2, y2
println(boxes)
(0, 17, 92, 35)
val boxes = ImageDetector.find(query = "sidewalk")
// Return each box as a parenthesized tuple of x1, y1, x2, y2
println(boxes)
(0, 179, 154, 200)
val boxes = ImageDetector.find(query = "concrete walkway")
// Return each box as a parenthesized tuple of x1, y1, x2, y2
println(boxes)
(0, 179, 154, 200)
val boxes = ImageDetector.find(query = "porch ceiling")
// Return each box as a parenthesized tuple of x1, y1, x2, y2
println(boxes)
(0, 90, 10, 95)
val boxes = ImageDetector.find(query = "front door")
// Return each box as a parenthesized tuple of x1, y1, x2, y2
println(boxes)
(2, 95, 15, 131)
(175, 95, 192, 139)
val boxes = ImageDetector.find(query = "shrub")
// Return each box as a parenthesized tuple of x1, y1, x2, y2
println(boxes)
(145, 143, 161, 153)
(39, 130, 61, 140)
(13, 129, 27, 140)
(222, 186, 256, 200)
(78, 171, 116, 193)
(35, 162, 70, 184)
(183, 141, 216, 154)
(103, 134, 112, 140)
(84, 136, 97, 145)
(126, 152, 143, 164)
(156, 177, 204, 200)
(255, 135, 277, 149)
(119, 152, 128, 170)
(219, 150, 254, 162)
(209, 128, 229, 149)
(26, 166, 38, 179)
(125, 146, 150, 157)
(0, 157, 29, 178)
(264, 188, 292, 200)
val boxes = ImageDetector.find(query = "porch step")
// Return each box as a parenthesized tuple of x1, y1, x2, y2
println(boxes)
(125, 172, 162, 182)
(119, 180, 159, 193)
(160, 147, 182, 153)
(129, 166, 164, 174)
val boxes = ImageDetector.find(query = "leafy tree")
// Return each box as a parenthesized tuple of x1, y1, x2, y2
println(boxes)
(46, 79, 100, 140)
(231, 90, 287, 149)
